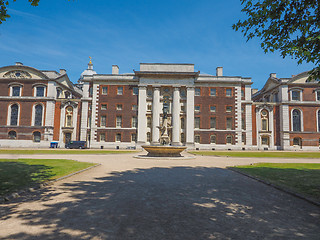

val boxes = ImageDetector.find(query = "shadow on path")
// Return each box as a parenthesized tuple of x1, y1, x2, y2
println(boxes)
(1, 167, 319, 239)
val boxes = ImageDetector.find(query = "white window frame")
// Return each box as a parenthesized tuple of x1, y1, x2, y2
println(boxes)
(116, 116, 122, 128)
(7, 103, 20, 126)
(31, 103, 45, 126)
(291, 108, 303, 132)
(115, 133, 121, 142)
(117, 86, 123, 95)
(33, 84, 47, 97)
(9, 83, 23, 97)
(290, 89, 303, 101)
(316, 90, 320, 101)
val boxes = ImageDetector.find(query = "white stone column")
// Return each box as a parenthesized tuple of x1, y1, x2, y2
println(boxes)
(80, 101, 89, 141)
(137, 86, 147, 145)
(186, 87, 194, 147)
(172, 87, 181, 145)
(152, 87, 160, 144)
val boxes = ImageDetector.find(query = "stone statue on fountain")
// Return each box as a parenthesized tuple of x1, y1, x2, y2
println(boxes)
(157, 105, 171, 145)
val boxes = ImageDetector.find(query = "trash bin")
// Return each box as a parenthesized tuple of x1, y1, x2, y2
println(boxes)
(116, 146, 119, 150)
(101, 146, 104, 149)
(50, 142, 59, 148)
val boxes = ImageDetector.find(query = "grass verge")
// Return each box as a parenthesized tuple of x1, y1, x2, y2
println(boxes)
(231, 163, 320, 202)
(189, 151, 320, 158)
(0, 159, 95, 196)
(0, 149, 137, 155)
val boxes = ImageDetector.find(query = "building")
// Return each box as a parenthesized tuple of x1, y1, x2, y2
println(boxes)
(0, 61, 319, 150)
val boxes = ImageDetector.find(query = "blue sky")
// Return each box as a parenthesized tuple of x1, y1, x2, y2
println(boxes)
(0, 0, 316, 89)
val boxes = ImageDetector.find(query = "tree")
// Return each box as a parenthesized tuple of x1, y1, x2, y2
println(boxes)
(233, 0, 320, 80)
(0, 0, 40, 24)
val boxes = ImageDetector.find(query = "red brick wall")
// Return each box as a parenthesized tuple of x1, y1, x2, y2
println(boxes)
(53, 102, 61, 141)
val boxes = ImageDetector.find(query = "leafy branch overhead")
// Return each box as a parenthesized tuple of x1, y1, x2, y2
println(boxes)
(233, 0, 320, 80)
(0, 0, 40, 24)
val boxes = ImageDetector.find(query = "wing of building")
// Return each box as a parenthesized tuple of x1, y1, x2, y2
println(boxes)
(1, 61, 319, 150)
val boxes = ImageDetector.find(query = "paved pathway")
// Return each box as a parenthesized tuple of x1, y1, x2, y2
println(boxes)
(0, 152, 319, 239)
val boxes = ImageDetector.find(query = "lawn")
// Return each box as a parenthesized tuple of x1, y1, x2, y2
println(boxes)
(0, 149, 137, 155)
(190, 151, 320, 158)
(231, 163, 320, 202)
(0, 159, 95, 196)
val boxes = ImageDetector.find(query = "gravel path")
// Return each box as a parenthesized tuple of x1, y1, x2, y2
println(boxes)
(0, 152, 319, 239)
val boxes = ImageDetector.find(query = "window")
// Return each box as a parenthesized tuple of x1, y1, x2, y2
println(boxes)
(317, 91, 320, 101)
(210, 106, 216, 112)
(56, 88, 61, 98)
(36, 86, 45, 97)
(210, 117, 216, 129)
(210, 135, 216, 144)
(147, 132, 151, 142)
(318, 111, 320, 132)
(226, 106, 232, 113)
(195, 135, 200, 143)
(195, 88, 201, 96)
(181, 105, 185, 112)
(133, 87, 139, 95)
(261, 110, 268, 131)
(34, 104, 43, 126)
(261, 136, 269, 145)
(101, 104, 107, 110)
(147, 89, 152, 97)
(195, 117, 200, 128)
(242, 134, 246, 144)
(65, 91, 71, 99)
(33, 131, 41, 142)
(65, 107, 73, 127)
(293, 137, 301, 146)
(132, 105, 138, 111)
(147, 104, 152, 111)
(226, 135, 232, 144)
(116, 116, 122, 128)
(292, 109, 301, 131)
(8, 131, 16, 139)
(100, 133, 106, 142)
(147, 117, 152, 128)
(210, 88, 216, 96)
(115, 133, 121, 142)
(226, 88, 232, 97)
(10, 104, 19, 126)
(241, 89, 244, 98)
(117, 86, 123, 95)
(101, 115, 106, 127)
(131, 133, 137, 142)
(132, 116, 138, 128)
(242, 117, 245, 130)
(102, 86, 108, 95)
(12, 86, 21, 96)
(226, 117, 232, 130)
(116, 104, 123, 110)
(180, 89, 186, 97)
(181, 117, 185, 129)
(291, 90, 301, 101)
(195, 105, 200, 112)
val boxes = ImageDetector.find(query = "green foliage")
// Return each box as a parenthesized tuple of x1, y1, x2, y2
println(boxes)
(233, 0, 320, 80)
(0, 149, 137, 154)
(232, 163, 320, 201)
(0, 0, 40, 24)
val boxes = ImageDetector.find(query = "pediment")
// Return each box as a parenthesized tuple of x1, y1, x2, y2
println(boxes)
(261, 78, 280, 93)
(0, 65, 49, 80)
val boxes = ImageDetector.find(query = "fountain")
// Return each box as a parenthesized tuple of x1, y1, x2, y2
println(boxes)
(141, 97, 186, 157)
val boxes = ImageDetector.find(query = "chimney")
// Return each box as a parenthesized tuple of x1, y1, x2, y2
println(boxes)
(112, 65, 119, 75)
(15, 62, 23, 66)
(270, 73, 276, 78)
(60, 69, 66, 75)
(216, 67, 223, 76)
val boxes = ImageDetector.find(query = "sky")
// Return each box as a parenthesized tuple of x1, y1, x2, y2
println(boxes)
(0, 0, 316, 89)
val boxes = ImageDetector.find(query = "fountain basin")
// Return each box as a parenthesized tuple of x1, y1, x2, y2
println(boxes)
(142, 145, 187, 157)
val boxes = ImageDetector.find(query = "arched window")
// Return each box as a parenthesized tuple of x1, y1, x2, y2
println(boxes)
(65, 106, 73, 127)
(226, 135, 232, 144)
(292, 109, 301, 132)
(33, 131, 41, 142)
(261, 110, 268, 131)
(293, 137, 302, 146)
(8, 131, 16, 139)
(34, 104, 43, 126)
(10, 104, 19, 126)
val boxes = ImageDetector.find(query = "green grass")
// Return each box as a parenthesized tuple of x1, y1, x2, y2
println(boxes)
(0, 149, 137, 155)
(0, 159, 95, 196)
(231, 163, 320, 202)
(189, 151, 320, 158)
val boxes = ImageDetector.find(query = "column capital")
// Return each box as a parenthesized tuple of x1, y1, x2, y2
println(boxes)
(138, 85, 147, 89)
(153, 87, 161, 91)
(186, 86, 195, 90)
(173, 87, 180, 91)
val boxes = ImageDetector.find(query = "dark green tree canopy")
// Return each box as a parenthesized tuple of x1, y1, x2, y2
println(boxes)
(233, 0, 320, 80)
(0, 0, 40, 24)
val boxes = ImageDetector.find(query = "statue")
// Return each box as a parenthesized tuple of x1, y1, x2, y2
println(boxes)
(157, 97, 170, 145)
